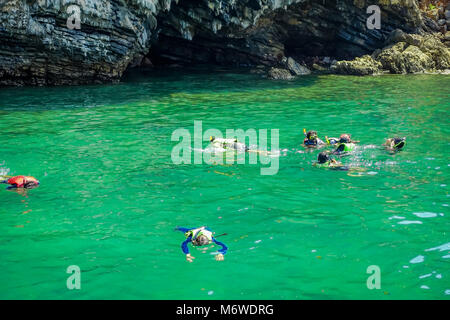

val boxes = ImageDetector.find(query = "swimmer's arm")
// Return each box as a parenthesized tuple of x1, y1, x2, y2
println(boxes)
(213, 238, 228, 255)
(181, 236, 192, 254)
(330, 160, 343, 167)
(181, 236, 195, 262)
(212, 238, 227, 261)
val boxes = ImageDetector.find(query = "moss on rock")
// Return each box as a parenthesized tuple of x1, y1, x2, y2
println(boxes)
(334, 30, 450, 75)
(332, 55, 382, 75)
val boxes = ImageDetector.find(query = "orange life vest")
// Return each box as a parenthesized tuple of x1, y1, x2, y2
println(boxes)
(7, 176, 39, 188)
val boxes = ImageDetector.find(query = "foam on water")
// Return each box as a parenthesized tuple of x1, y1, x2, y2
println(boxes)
(389, 216, 405, 220)
(412, 212, 438, 218)
(410, 255, 425, 264)
(426, 243, 450, 252)
(398, 220, 423, 225)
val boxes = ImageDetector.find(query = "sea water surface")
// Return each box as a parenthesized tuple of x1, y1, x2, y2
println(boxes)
(0, 69, 449, 299)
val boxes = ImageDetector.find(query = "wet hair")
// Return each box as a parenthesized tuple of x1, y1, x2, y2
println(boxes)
(393, 137, 405, 149)
(339, 134, 351, 143)
(318, 152, 330, 164)
(194, 235, 209, 246)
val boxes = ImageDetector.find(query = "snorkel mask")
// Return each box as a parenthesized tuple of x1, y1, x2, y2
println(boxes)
(393, 137, 406, 150)
(194, 235, 210, 246)
(307, 131, 318, 142)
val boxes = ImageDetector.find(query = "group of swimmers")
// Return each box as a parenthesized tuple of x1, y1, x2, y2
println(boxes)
(176, 130, 407, 262)
(302, 129, 406, 170)
(0, 130, 406, 264)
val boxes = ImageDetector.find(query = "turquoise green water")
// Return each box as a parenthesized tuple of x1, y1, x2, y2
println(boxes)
(0, 70, 449, 299)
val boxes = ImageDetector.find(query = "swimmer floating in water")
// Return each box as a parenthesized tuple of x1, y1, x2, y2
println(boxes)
(303, 129, 325, 148)
(176, 226, 228, 262)
(209, 136, 271, 155)
(325, 133, 360, 145)
(0, 175, 39, 189)
(383, 137, 406, 152)
(314, 152, 348, 170)
(210, 136, 249, 152)
(332, 134, 358, 156)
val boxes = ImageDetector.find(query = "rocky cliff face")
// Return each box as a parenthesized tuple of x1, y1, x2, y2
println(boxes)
(152, 0, 426, 66)
(0, 0, 446, 86)
(0, 0, 165, 85)
(333, 29, 450, 75)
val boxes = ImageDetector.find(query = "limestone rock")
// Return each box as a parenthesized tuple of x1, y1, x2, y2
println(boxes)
(336, 30, 450, 75)
(286, 57, 311, 76)
(332, 55, 382, 76)
(426, 8, 440, 21)
(0, 0, 161, 85)
(385, 29, 422, 47)
(377, 43, 433, 73)
(268, 68, 295, 80)
(0, 1, 440, 85)
(311, 64, 328, 72)
(445, 32, 450, 41)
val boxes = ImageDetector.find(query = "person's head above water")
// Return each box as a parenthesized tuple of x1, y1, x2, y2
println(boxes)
(392, 137, 406, 150)
(339, 134, 351, 143)
(194, 234, 210, 246)
(317, 152, 331, 164)
(176, 226, 228, 262)
(306, 130, 318, 141)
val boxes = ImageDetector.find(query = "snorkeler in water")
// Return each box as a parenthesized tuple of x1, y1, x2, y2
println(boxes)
(332, 134, 358, 156)
(314, 152, 347, 170)
(210, 136, 249, 152)
(325, 133, 360, 145)
(383, 137, 406, 151)
(303, 129, 325, 147)
(1, 175, 40, 189)
(209, 136, 272, 155)
(176, 226, 228, 262)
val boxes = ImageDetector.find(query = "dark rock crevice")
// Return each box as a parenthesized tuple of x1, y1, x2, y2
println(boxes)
(0, 0, 448, 86)
(143, 0, 428, 73)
